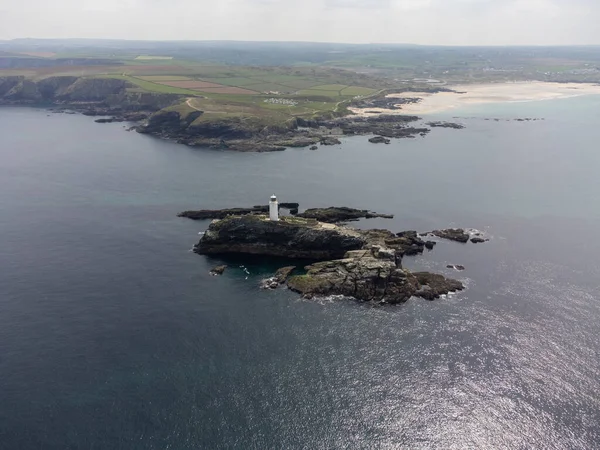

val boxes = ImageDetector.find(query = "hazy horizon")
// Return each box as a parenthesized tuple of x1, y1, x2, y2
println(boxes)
(0, 0, 599, 46)
(2, 37, 600, 48)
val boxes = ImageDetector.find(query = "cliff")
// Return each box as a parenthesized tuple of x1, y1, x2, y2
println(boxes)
(196, 214, 366, 260)
(0, 76, 181, 113)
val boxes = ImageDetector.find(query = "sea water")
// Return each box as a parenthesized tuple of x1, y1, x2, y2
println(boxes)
(1, 97, 600, 449)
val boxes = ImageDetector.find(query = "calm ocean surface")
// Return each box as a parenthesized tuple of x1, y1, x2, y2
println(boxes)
(1, 97, 600, 449)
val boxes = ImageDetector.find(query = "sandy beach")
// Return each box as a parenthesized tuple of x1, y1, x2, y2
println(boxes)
(350, 82, 600, 116)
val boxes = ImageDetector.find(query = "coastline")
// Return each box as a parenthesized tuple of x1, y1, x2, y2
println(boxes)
(6, 77, 599, 151)
(348, 82, 600, 117)
(384, 82, 600, 115)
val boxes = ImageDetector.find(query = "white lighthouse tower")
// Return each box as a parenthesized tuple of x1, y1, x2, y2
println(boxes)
(269, 194, 279, 221)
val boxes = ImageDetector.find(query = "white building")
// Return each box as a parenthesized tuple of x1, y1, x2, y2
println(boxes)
(269, 195, 279, 221)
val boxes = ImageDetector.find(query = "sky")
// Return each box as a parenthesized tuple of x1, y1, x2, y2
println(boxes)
(0, 0, 598, 45)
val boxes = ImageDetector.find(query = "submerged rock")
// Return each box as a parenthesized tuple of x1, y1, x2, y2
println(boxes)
(447, 264, 466, 271)
(432, 228, 470, 243)
(296, 207, 393, 223)
(470, 237, 489, 244)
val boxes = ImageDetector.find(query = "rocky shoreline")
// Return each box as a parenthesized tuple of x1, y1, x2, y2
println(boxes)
(0, 75, 469, 153)
(189, 209, 488, 305)
(137, 111, 434, 152)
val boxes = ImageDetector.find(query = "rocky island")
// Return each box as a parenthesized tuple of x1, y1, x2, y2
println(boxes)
(193, 213, 466, 305)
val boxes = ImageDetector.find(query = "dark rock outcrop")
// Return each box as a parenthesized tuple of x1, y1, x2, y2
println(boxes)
(362, 230, 425, 257)
(261, 277, 280, 290)
(95, 117, 125, 123)
(320, 137, 342, 145)
(470, 237, 489, 244)
(413, 272, 464, 300)
(0, 76, 23, 97)
(369, 136, 391, 144)
(275, 266, 296, 283)
(296, 207, 393, 223)
(425, 241, 436, 250)
(447, 264, 466, 271)
(0, 76, 182, 127)
(432, 228, 470, 243)
(427, 121, 465, 129)
(210, 265, 227, 276)
(287, 248, 463, 304)
(179, 203, 299, 220)
(180, 206, 269, 220)
(195, 214, 467, 304)
(277, 138, 318, 148)
(195, 215, 366, 260)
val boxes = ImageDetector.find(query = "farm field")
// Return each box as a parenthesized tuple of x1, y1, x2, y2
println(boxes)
(137, 75, 192, 81)
(134, 56, 173, 60)
(4, 40, 600, 143)
(0, 54, 389, 127)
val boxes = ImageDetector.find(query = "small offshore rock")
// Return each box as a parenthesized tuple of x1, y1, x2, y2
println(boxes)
(426, 121, 465, 129)
(425, 241, 436, 250)
(310, 145, 318, 150)
(261, 277, 280, 290)
(210, 265, 227, 276)
(414, 272, 464, 300)
(432, 228, 470, 243)
(470, 237, 489, 244)
(369, 136, 391, 144)
(447, 264, 466, 271)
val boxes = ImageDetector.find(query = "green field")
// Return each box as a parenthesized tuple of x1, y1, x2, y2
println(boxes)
(137, 75, 192, 81)
(101, 75, 203, 95)
(340, 86, 378, 96)
(4, 41, 598, 136)
(1, 54, 393, 127)
(200, 77, 264, 87)
(134, 56, 174, 60)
